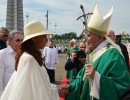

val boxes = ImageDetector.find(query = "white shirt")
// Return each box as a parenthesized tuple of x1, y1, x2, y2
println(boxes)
(42, 46, 59, 70)
(0, 45, 15, 96)
(1, 53, 59, 100)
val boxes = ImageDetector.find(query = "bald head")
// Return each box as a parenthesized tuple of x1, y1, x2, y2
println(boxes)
(107, 30, 116, 42)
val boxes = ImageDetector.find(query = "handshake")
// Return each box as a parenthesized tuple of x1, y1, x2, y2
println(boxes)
(57, 84, 69, 98)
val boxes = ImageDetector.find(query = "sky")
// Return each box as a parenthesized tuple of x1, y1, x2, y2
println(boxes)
(0, 0, 130, 36)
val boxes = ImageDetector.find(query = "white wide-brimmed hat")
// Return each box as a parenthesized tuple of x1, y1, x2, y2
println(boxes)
(22, 20, 53, 43)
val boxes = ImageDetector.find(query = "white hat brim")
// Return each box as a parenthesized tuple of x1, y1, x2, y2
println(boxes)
(22, 30, 53, 43)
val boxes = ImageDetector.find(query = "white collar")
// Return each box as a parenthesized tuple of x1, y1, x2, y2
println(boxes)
(8, 45, 14, 54)
(94, 40, 108, 52)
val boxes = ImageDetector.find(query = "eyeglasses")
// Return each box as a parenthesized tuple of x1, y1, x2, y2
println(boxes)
(2, 33, 8, 37)
(14, 39, 23, 42)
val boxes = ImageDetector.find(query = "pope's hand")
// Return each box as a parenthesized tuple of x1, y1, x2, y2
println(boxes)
(85, 64, 95, 79)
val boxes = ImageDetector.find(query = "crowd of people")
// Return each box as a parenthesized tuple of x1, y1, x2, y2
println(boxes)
(0, 3, 130, 100)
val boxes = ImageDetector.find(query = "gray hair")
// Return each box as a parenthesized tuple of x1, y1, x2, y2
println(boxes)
(8, 30, 23, 39)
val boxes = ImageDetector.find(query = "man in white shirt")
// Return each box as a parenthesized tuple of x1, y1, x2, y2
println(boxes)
(0, 30, 23, 96)
(42, 40, 59, 83)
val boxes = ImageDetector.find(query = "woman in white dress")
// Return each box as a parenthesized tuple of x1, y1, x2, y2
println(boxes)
(0, 20, 68, 100)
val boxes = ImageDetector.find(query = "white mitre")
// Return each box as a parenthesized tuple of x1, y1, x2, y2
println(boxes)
(87, 4, 113, 36)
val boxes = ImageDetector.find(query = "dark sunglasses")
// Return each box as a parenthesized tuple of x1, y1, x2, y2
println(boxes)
(14, 39, 23, 42)
(2, 34, 8, 37)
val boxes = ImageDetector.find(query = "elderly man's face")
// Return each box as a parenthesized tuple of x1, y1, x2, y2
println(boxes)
(87, 32, 100, 50)
(9, 33, 23, 52)
(107, 30, 115, 42)
(69, 41, 75, 47)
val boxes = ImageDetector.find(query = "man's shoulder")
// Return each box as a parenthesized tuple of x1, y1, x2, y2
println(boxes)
(118, 43, 127, 49)
(43, 46, 49, 50)
(102, 46, 121, 58)
(0, 39, 4, 42)
(44, 46, 48, 48)
(0, 40, 6, 45)
(95, 45, 118, 58)
(0, 40, 7, 50)
(0, 46, 8, 53)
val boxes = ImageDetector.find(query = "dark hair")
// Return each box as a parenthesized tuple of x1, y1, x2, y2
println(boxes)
(0, 27, 9, 33)
(15, 39, 43, 71)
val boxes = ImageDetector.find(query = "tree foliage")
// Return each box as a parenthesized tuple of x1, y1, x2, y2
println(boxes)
(120, 31, 130, 43)
(51, 32, 82, 40)
(51, 31, 130, 43)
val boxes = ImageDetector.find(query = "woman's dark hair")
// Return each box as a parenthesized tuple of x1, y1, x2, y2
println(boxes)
(15, 39, 43, 71)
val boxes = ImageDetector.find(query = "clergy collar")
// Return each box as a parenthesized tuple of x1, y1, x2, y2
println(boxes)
(93, 40, 109, 52)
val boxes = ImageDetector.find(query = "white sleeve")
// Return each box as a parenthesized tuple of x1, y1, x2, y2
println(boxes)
(90, 71, 100, 99)
(0, 52, 4, 97)
(50, 84, 59, 100)
(55, 49, 59, 64)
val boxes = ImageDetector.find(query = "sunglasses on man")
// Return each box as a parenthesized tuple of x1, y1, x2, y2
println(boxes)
(2, 33, 8, 38)
(14, 39, 23, 42)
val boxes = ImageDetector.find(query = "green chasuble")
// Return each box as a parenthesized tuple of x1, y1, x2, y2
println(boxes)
(65, 45, 130, 100)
